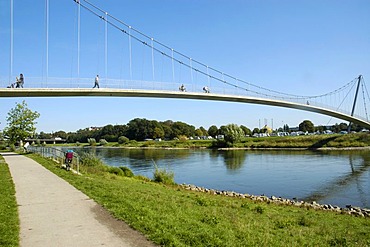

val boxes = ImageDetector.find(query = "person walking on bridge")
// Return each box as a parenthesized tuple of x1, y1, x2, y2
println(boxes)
(93, 75, 100, 88)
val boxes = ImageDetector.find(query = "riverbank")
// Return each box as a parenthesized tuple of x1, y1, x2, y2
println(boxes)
(24, 153, 370, 246)
(54, 133, 370, 150)
(181, 184, 370, 218)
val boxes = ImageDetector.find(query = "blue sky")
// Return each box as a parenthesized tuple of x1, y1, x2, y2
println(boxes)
(0, 0, 369, 133)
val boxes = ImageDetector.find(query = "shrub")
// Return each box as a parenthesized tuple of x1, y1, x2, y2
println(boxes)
(76, 141, 80, 146)
(118, 136, 129, 144)
(87, 138, 97, 146)
(99, 139, 108, 146)
(254, 205, 264, 214)
(211, 139, 227, 148)
(129, 140, 138, 146)
(178, 135, 188, 142)
(297, 215, 312, 227)
(119, 166, 134, 177)
(153, 167, 175, 185)
(108, 167, 124, 176)
(142, 140, 155, 147)
(135, 175, 151, 182)
(80, 153, 105, 167)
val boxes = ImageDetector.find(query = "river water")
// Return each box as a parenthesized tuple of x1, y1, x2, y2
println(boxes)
(72, 148, 370, 208)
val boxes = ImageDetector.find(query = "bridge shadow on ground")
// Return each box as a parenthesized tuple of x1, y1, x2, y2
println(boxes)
(309, 136, 338, 149)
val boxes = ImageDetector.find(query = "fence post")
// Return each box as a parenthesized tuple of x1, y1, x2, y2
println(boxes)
(77, 156, 79, 174)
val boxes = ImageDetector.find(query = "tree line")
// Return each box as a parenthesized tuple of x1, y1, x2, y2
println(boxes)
(37, 118, 253, 143)
(1, 101, 366, 146)
(39, 119, 365, 143)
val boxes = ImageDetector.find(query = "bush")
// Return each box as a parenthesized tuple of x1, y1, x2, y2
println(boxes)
(142, 141, 155, 147)
(119, 166, 134, 177)
(153, 167, 175, 185)
(178, 135, 188, 142)
(108, 167, 124, 176)
(80, 153, 105, 167)
(135, 175, 151, 182)
(88, 138, 97, 146)
(0, 141, 6, 150)
(99, 139, 108, 146)
(129, 140, 138, 146)
(254, 205, 264, 214)
(118, 136, 129, 144)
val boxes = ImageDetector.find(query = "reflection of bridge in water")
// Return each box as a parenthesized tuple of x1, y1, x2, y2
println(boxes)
(217, 149, 370, 207)
(301, 151, 370, 207)
(2, 0, 370, 128)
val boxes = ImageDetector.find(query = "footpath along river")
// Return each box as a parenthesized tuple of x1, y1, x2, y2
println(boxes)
(70, 148, 370, 209)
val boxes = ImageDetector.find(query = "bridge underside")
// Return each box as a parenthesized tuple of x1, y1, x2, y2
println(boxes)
(1, 88, 369, 128)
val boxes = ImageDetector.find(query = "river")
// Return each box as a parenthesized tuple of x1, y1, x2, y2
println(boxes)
(71, 148, 370, 208)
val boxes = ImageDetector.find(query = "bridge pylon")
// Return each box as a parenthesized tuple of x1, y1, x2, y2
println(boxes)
(348, 75, 362, 132)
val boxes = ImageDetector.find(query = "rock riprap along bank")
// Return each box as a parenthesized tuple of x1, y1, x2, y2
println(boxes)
(181, 184, 370, 218)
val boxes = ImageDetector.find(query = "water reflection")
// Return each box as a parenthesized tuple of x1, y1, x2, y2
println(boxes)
(65, 147, 370, 208)
(219, 150, 247, 170)
(302, 151, 370, 207)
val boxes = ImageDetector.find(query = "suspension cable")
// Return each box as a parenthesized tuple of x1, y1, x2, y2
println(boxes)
(73, 0, 364, 105)
(46, 0, 49, 85)
(361, 78, 369, 121)
(10, 0, 13, 84)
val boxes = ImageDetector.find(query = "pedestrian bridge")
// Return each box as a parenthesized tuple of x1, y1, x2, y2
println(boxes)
(1, 86, 369, 128)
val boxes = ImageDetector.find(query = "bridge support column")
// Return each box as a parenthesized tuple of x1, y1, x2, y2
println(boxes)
(348, 75, 362, 132)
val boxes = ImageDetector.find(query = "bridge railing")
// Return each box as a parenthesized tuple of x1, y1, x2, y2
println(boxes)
(28, 145, 80, 174)
(1, 76, 367, 122)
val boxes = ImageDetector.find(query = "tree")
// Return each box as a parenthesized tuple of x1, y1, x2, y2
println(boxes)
(126, 118, 151, 141)
(223, 124, 245, 145)
(208, 125, 218, 137)
(315, 125, 324, 133)
(195, 129, 203, 137)
(333, 122, 348, 133)
(199, 126, 208, 136)
(218, 125, 228, 136)
(240, 125, 251, 136)
(118, 136, 129, 144)
(37, 131, 52, 139)
(299, 120, 314, 133)
(152, 127, 165, 139)
(53, 130, 67, 139)
(171, 121, 195, 139)
(4, 101, 40, 145)
(252, 128, 260, 134)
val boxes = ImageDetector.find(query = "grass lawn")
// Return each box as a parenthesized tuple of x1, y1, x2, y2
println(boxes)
(27, 153, 370, 247)
(0, 155, 19, 247)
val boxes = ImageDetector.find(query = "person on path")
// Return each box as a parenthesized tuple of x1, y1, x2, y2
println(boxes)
(93, 75, 100, 88)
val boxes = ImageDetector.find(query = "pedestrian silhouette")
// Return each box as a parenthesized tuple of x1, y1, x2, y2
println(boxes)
(93, 75, 99, 88)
